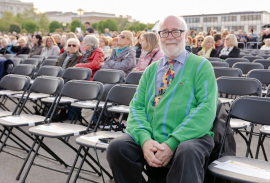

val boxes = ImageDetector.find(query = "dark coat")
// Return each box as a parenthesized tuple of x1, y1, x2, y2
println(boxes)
(10, 45, 30, 56)
(191, 46, 201, 55)
(54, 51, 82, 69)
(196, 47, 217, 57)
(0, 48, 11, 55)
(216, 46, 240, 59)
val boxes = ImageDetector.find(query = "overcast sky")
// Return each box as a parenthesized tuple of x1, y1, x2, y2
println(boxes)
(26, 0, 268, 24)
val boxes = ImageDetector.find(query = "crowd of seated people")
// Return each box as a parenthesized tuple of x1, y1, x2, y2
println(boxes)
(40, 36, 60, 58)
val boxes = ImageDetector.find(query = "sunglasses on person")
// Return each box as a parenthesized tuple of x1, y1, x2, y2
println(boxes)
(68, 44, 77, 47)
(198, 39, 204, 42)
(118, 35, 126, 39)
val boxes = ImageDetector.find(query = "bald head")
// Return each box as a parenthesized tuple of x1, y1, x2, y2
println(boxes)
(158, 15, 187, 32)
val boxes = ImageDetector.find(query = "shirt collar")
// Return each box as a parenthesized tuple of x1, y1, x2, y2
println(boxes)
(162, 50, 188, 66)
(67, 51, 74, 57)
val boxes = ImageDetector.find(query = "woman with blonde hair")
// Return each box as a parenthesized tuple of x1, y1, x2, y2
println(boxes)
(11, 37, 30, 56)
(196, 36, 217, 58)
(134, 31, 145, 58)
(99, 36, 111, 58)
(40, 36, 60, 58)
(102, 30, 136, 75)
(260, 39, 270, 50)
(133, 32, 163, 71)
(191, 35, 204, 54)
(217, 34, 240, 59)
(221, 29, 229, 41)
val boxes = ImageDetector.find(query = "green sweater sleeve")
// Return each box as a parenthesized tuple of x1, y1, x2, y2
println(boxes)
(165, 60, 218, 151)
(126, 68, 153, 148)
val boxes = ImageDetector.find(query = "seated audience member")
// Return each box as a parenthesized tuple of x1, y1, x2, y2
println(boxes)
(191, 35, 204, 54)
(29, 35, 44, 57)
(230, 30, 235, 35)
(10, 36, 17, 45)
(107, 15, 217, 183)
(0, 38, 12, 55)
(105, 28, 112, 37)
(133, 32, 163, 71)
(221, 29, 229, 41)
(111, 37, 118, 48)
(52, 34, 63, 50)
(101, 30, 136, 75)
(99, 36, 111, 59)
(214, 34, 224, 54)
(262, 29, 270, 45)
(217, 34, 240, 59)
(197, 36, 217, 58)
(247, 33, 257, 49)
(41, 36, 60, 58)
(202, 31, 207, 37)
(11, 37, 30, 56)
(75, 35, 104, 80)
(260, 39, 270, 50)
(60, 32, 78, 53)
(134, 31, 145, 58)
(61, 35, 66, 50)
(54, 38, 82, 69)
(185, 36, 193, 52)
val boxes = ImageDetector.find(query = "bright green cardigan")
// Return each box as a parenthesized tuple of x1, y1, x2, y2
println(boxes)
(126, 53, 218, 151)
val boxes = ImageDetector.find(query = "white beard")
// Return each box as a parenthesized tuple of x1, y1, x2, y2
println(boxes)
(160, 39, 185, 58)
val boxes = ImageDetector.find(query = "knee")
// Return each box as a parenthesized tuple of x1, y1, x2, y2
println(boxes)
(106, 137, 129, 163)
(176, 141, 199, 159)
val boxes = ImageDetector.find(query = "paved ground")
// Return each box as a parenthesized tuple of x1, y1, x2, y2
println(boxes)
(0, 99, 269, 183)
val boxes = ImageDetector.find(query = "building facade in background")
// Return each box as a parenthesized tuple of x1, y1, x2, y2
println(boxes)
(46, 11, 116, 24)
(182, 11, 270, 33)
(0, 0, 33, 18)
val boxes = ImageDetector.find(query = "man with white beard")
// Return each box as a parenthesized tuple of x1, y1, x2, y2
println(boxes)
(107, 15, 217, 183)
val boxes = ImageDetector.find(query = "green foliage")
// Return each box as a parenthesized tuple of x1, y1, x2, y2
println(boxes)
(147, 23, 155, 30)
(9, 23, 21, 33)
(125, 25, 136, 31)
(55, 28, 64, 33)
(24, 21, 38, 33)
(97, 20, 105, 33)
(49, 21, 62, 33)
(0, 11, 15, 31)
(135, 23, 148, 32)
(96, 19, 118, 33)
(91, 22, 98, 30)
(20, 29, 28, 34)
(70, 19, 86, 33)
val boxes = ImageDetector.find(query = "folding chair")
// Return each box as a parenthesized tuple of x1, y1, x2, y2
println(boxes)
(20, 80, 105, 183)
(206, 58, 222, 61)
(208, 96, 270, 183)
(41, 59, 57, 66)
(11, 58, 22, 66)
(232, 62, 264, 76)
(225, 58, 249, 67)
(22, 58, 42, 70)
(47, 56, 59, 59)
(213, 67, 242, 79)
(125, 71, 143, 85)
(17, 54, 30, 60)
(247, 69, 270, 96)
(253, 59, 270, 69)
(210, 61, 229, 68)
(256, 54, 270, 59)
(239, 53, 250, 58)
(67, 84, 137, 183)
(242, 56, 263, 62)
(217, 77, 261, 158)
(32, 55, 45, 62)
(3, 54, 15, 59)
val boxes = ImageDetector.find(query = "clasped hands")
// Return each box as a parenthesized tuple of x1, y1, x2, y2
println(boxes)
(142, 139, 173, 168)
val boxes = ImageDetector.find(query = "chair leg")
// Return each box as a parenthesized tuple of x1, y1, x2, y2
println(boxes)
(260, 135, 268, 161)
(73, 147, 90, 183)
(16, 137, 38, 180)
(236, 129, 253, 158)
(255, 132, 262, 159)
(66, 146, 83, 183)
(0, 127, 12, 152)
(21, 136, 44, 183)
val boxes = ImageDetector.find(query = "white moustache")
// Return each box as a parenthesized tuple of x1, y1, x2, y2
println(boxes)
(165, 40, 178, 45)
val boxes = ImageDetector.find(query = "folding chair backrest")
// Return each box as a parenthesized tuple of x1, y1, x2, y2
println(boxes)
(17, 54, 30, 60)
(253, 59, 270, 69)
(230, 96, 270, 125)
(11, 58, 22, 65)
(93, 69, 125, 84)
(256, 55, 270, 59)
(247, 69, 270, 86)
(206, 58, 222, 62)
(210, 61, 229, 68)
(62, 67, 92, 82)
(36, 66, 63, 77)
(3, 54, 15, 59)
(239, 53, 250, 57)
(0, 74, 31, 91)
(107, 84, 137, 106)
(232, 62, 264, 74)
(242, 56, 263, 62)
(61, 80, 104, 101)
(214, 67, 242, 78)
(225, 58, 249, 67)
(22, 58, 42, 68)
(31, 76, 64, 95)
(217, 77, 261, 96)
(125, 71, 143, 85)
(32, 55, 45, 62)
(41, 59, 57, 66)
(47, 56, 59, 59)
(11, 64, 36, 78)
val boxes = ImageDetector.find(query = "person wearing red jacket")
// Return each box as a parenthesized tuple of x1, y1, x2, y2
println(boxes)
(75, 35, 104, 80)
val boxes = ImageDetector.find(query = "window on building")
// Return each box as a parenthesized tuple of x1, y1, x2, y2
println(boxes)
(184, 17, 200, 23)
(230, 26, 244, 31)
(241, 14, 261, 21)
(248, 25, 256, 31)
(221, 16, 236, 22)
(207, 27, 221, 32)
(203, 17, 217, 22)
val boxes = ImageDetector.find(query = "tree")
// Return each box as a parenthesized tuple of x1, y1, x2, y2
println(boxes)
(49, 21, 61, 33)
(0, 11, 15, 31)
(24, 21, 38, 33)
(20, 8, 50, 30)
(20, 29, 28, 34)
(70, 19, 86, 33)
(97, 20, 105, 33)
(91, 22, 98, 30)
(135, 23, 148, 32)
(103, 19, 118, 32)
(125, 25, 136, 31)
(9, 23, 21, 33)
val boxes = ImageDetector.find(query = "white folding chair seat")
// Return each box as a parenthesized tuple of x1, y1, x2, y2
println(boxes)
(218, 97, 234, 104)
(259, 125, 270, 135)
(71, 100, 112, 109)
(0, 111, 13, 117)
(13, 93, 50, 100)
(41, 96, 77, 104)
(0, 114, 45, 127)
(230, 118, 251, 129)
(0, 90, 24, 96)
(107, 105, 130, 113)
